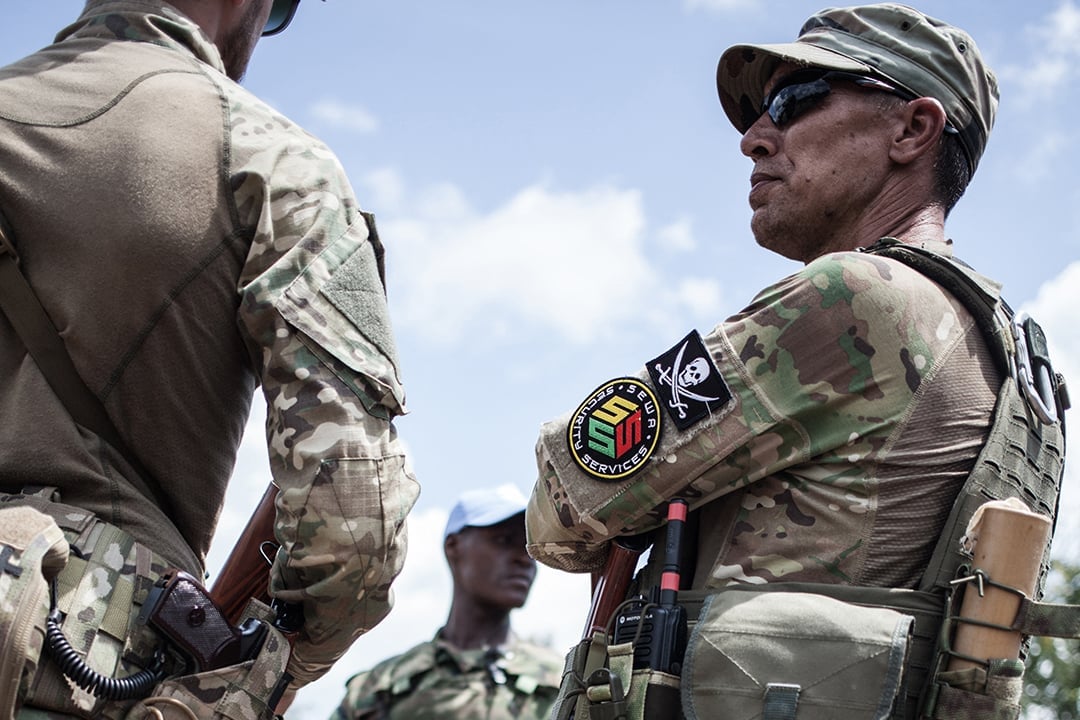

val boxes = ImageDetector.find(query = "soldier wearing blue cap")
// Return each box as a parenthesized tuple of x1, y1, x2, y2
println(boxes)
(331, 485, 563, 720)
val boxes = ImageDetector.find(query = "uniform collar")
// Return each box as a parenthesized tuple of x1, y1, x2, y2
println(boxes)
(56, 0, 227, 76)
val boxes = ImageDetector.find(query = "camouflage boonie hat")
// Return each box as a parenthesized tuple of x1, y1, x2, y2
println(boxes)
(716, 3, 999, 174)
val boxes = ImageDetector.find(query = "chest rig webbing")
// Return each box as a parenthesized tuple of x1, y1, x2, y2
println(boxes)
(862, 238, 1067, 596)
(862, 239, 1073, 719)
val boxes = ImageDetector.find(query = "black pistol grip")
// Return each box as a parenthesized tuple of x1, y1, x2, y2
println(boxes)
(147, 570, 264, 672)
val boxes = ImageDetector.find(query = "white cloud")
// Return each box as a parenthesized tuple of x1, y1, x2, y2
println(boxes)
(674, 277, 723, 316)
(311, 99, 380, 134)
(1002, 1, 1080, 105)
(1044, 1, 1080, 56)
(384, 181, 667, 346)
(361, 167, 405, 214)
(1012, 131, 1069, 185)
(658, 217, 697, 252)
(415, 182, 471, 219)
(1021, 261, 1080, 372)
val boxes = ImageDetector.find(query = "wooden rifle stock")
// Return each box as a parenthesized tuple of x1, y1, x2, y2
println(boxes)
(209, 483, 279, 627)
(582, 535, 651, 638)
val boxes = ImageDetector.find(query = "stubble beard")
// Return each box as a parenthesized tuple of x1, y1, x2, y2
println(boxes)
(219, 1, 265, 83)
(751, 207, 816, 263)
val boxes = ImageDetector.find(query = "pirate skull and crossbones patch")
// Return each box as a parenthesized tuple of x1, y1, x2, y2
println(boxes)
(567, 378, 661, 482)
(647, 330, 731, 431)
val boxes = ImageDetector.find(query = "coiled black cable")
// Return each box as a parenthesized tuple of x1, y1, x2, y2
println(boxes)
(44, 607, 166, 701)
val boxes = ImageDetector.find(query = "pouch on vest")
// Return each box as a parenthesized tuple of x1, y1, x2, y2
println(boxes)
(681, 589, 914, 720)
(550, 629, 684, 720)
(0, 505, 69, 720)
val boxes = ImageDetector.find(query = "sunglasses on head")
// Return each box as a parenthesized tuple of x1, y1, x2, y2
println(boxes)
(758, 69, 920, 128)
(262, 0, 301, 37)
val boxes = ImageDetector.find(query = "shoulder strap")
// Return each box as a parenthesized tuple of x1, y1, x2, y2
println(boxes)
(861, 239, 1067, 596)
(861, 238, 1012, 376)
(0, 211, 156, 489)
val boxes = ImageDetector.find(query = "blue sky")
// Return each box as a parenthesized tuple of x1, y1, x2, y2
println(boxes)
(5, 2, 1080, 717)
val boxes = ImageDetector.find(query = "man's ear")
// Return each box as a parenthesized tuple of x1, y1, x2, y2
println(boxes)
(444, 534, 460, 565)
(890, 96, 949, 166)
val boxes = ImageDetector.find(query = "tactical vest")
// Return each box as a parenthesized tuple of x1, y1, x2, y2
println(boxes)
(551, 239, 1077, 720)
(862, 238, 1071, 719)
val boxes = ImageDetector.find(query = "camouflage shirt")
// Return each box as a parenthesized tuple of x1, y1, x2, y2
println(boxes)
(331, 632, 563, 720)
(0, 0, 418, 686)
(527, 240, 1000, 589)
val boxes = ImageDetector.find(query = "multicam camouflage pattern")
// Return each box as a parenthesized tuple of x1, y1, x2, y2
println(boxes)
(0, 0, 418, 706)
(527, 240, 1001, 591)
(0, 505, 68, 719)
(330, 634, 563, 720)
(122, 600, 291, 720)
(2, 491, 164, 718)
(3, 493, 291, 720)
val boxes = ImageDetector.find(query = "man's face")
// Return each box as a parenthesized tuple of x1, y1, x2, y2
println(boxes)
(448, 514, 537, 611)
(739, 63, 901, 263)
(220, 0, 273, 82)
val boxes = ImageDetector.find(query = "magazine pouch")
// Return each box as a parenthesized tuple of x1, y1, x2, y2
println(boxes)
(681, 589, 914, 720)
(0, 505, 69, 719)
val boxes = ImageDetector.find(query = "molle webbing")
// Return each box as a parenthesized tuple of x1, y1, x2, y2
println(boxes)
(920, 380, 1064, 595)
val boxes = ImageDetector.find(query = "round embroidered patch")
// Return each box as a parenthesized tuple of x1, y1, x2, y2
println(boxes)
(567, 377, 661, 482)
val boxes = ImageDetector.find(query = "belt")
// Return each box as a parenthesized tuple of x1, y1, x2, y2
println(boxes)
(1, 489, 175, 716)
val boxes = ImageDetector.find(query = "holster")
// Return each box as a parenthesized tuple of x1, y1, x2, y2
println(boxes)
(1, 490, 290, 720)
(123, 596, 291, 720)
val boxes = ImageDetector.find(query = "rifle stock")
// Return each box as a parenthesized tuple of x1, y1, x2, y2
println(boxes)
(209, 483, 279, 627)
(582, 535, 651, 638)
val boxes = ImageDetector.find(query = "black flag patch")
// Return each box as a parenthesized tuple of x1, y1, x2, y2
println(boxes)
(647, 330, 731, 431)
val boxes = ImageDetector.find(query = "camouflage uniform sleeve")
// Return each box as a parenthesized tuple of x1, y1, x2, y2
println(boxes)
(232, 98, 419, 687)
(527, 251, 961, 572)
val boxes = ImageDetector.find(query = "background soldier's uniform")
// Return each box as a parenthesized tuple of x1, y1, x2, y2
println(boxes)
(331, 632, 562, 720)
(0, 0, 418, 715)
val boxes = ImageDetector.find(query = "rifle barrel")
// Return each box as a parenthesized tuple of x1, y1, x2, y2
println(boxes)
(209, 483, 278, 626)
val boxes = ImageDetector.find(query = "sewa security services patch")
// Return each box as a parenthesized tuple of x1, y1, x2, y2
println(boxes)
(647, 329, 732, 431)
(567, 378, 661, 482)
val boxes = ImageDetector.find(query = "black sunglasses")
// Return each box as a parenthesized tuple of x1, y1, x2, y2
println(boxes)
(262, 0, 301, 37)
(759, 70, 919, 128)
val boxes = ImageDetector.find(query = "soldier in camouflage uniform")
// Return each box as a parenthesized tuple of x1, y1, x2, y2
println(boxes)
(332, 485, 562, 720)
(0, 0, 418, 717)
(527, 3, 1001, 626)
